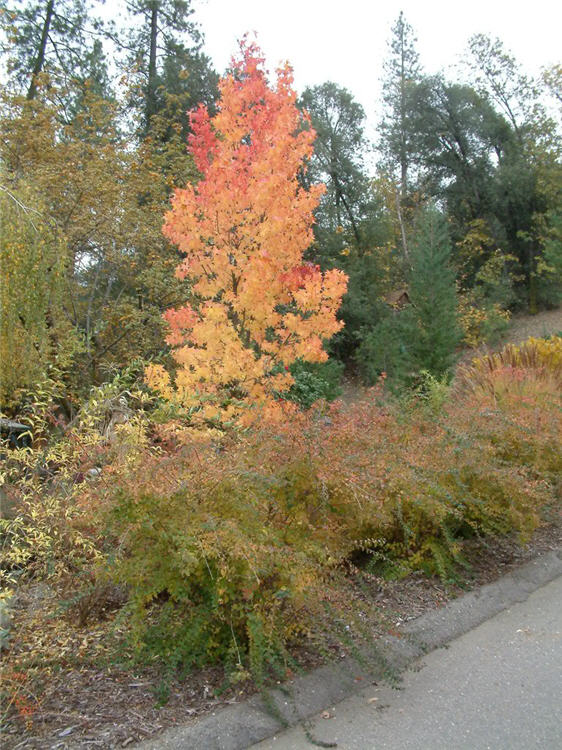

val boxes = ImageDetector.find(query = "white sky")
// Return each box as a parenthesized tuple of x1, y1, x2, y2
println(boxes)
(194, 0, 561, 141)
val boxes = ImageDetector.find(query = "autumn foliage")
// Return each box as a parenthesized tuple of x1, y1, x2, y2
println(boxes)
(102, 336, 561, 673)
(146, 42, 348, 426)
(1, 335, 560, 710)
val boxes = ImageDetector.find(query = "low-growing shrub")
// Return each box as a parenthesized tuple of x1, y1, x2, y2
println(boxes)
(103, 337, 560, 673)
(0, 437, 103, 589)
(2, 337, 559, 690)
(459, 336, 561, 390)
(0, 370, 154, 590)
(103, 416, 359, 681)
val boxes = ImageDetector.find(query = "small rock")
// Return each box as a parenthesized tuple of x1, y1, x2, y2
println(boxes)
(58, 725, 78, 737)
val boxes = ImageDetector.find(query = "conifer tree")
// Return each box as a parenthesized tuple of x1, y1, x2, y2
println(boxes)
(377, 12, 425, 267)
(409, 207, 461, 378)
(0, 0, 103, 101)
(379, 11, 422, 201)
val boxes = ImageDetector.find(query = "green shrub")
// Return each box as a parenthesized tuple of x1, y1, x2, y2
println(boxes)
(286, 358, 344, 409)
(355, 310, 414, 390)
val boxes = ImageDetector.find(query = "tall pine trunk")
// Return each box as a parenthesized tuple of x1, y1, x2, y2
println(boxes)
(145, 1, 159, 127)
(27, 0, 55, 100)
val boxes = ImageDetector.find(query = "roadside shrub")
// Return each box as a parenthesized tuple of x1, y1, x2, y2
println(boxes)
(0, 371, 153, 590)
(3, 337, 558, 690)
(455, 336, 561, 482)
(105, 338, 560, 672)
(104, 415, 358, 682)
(0, 433, 103, 590)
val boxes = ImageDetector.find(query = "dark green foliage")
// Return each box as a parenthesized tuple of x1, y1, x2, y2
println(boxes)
(299, 82, 370, 259)
(123, 0, 217, 135)
(286, 359, 344, 409)
(357, 207, 461, 390)
(356, 308, 416, 390)
(412, 78, 510, 255)
(328, 212, 398, 362)
(537, 210, 562, 308)
(408, 207, 461, 378)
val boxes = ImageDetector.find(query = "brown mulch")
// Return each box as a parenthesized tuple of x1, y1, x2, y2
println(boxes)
(1, 584, 255, 749)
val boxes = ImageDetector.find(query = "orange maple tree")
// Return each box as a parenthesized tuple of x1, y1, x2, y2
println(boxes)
(146, 41, 348, 426)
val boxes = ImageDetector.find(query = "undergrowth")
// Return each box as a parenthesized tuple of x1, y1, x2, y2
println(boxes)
(1, 336, 560, 720)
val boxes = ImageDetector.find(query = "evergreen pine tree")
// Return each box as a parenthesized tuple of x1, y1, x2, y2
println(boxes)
(409, 207, 461, 378)
(378, 11, 423, 264)
(0, 0, 102, 100)
(379, 11, 422, 200)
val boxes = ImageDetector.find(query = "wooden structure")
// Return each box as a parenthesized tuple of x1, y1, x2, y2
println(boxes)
(385, 288, 411, 310)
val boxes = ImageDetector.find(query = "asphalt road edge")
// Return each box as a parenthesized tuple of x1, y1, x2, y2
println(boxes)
(136, 548, 562, 750)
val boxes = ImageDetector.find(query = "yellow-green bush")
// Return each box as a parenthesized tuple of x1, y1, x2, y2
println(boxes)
(103, 424, 355, 682)
(458, 294, 511, 347)
(0, 183, 79, 410)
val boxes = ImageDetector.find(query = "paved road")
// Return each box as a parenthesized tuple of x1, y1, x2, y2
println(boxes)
(252, 576, 562, 750)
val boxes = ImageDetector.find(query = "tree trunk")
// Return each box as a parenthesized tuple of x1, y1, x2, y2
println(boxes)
(528, 243, 538, 314)
(333, 173, 362, 252)
(146, 1, 159, 127)
(395, 188, 409, 264)
(399, 24, 408, 200)
(27, 0, 55, 100)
